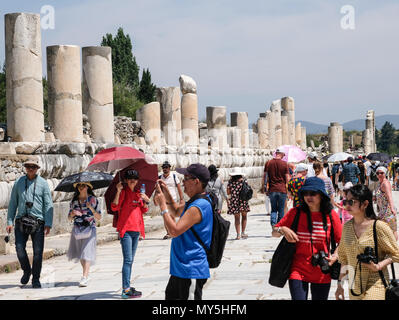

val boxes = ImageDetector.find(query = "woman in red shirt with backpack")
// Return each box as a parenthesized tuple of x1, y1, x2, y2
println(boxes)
(272, 177, 342, 300)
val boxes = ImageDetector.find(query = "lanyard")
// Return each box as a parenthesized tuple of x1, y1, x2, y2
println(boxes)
(25, 175, 37, 215)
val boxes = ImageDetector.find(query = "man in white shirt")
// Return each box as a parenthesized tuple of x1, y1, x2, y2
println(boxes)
(306, 152, 317, 178)
(159, 161, 184, 239)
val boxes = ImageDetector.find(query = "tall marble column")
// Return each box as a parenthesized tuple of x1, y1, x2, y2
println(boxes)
(47, 45, 84, 142)
(271, 99, 282, 147)
(179, 75, 198, 146)
(301, 127, 307, 150)
(230, 112, 249, 148)
(156, 87, 181, 146)
(328, 122, 343, 153)
(281, 96, 296, 145)
(207, 106, 228, 149)
(257, 116, 269, 149)
(281, 111, 289, 145)
(295, 122, 302, 146)
(266, 110, 275, 150)
(5, 13, 45, 142)
(82, 46, 114, 143)
(366, 110, 376, 153)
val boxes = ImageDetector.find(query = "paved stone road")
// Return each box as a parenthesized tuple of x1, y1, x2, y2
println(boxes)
(1, 192, 398, 300)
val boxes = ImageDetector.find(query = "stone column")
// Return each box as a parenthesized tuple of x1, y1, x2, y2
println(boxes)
(281, 111, 289, 146)
(266, 110, 275, 150)
(281, 96, 295, 145)
(301, 127, 307, 150)
(271, 99, 282, 147)
(328, 122, 343, 153)
(82, 46, 114, 143)
(136, 102, 161, 151)
(230, 112, 249, 148)
(5, 13, 45, 142)
(47, 45, 84, 142)
(366, 110, 376, 153)
(257, 116, 269, 149)
(207, 106, 228, 149)
(179, 75, 198, 146)
(295, 122, 302, 146)
(156, 87, 181, 146)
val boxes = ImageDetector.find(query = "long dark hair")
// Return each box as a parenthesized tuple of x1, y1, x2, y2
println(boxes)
(299, 192, 333, 233)
(347, 184, 377, 220)
(230, 175, 242, 182)
(72, 185, 95, 203)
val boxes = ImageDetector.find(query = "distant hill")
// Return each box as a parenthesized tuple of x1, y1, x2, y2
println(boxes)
(297, 114, 399, 134)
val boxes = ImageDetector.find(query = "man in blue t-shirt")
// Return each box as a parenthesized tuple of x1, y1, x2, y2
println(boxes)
(154, 163, 213, 300)
(342, 157, 360, 185)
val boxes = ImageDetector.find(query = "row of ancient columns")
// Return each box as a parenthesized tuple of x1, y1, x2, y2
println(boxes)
(5, 13, 114, 143)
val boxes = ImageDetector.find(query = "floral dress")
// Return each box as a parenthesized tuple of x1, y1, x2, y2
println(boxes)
(288, 176, 306, 207)
(227, 179, 250, 215)
(375, 185, 397, 232)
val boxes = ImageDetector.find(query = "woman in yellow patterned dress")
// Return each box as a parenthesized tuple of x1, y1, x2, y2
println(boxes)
(375, 166, 398, 241)
(335, 184, 399, 300)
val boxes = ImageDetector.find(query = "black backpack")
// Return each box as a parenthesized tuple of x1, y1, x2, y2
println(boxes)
(239, 180, 253, 201)
(369, 165, 379, 182)
(187, 193, 231, 268)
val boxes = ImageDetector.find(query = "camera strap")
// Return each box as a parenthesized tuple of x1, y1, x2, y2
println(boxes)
(373, 220, 389, 288)
(24, 175, 37, 216)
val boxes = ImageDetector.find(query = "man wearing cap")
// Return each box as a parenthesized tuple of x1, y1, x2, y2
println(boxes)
(154, 163, 213, 300)
(159, 161, 184, 239)
(306, 152, 318, 178)
(263, 148, 290, 227)
(6, 158, 54, 288)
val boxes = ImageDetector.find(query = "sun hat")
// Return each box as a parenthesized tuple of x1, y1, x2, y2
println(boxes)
(24, 158, 40, 169)
(228, 167, 246, 177)
(298, 176, 329, 198)
(376, 166, 387, 175)
(295, 163, 308, 173)
(343, 182, 353, 190)
(176, 163, 210, 184)
(73, 181, 94, 189)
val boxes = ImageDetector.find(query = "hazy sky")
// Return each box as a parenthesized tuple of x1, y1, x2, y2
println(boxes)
(1, 0, 398, 126)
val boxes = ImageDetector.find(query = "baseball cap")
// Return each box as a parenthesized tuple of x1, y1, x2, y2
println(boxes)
(24, 158, 40, 169)
(176, 163, 210, 184)
(124, 169, 140, 180)
(295, 163, 308, 173)
(162, 161, 171, 168)
(275, 148, 285, 154)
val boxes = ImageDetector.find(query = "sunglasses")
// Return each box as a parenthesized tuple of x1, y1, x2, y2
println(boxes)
(343, 199, 359, 206)
(302, 191, 318, 197)
(25, 165, 38, 169)
(77, 184, 88, 188)
(376, 172, 385, 175)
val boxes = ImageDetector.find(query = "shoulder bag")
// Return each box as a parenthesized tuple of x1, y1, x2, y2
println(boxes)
(268, 207, 301, 288)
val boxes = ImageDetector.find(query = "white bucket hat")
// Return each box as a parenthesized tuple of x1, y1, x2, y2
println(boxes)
(229, 167, 245, 177)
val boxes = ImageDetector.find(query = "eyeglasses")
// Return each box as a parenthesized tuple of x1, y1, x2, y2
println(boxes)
(302, 191, 318, 197)
(343, 199, 359, 206)
(183, 176, 197, 182)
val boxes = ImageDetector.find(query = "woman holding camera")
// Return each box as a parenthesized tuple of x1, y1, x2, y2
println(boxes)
(335, 184, 399, 300)
(272, 177, 342, 300)
(111, 169, 150, 299)
(67, 182, 101, 287)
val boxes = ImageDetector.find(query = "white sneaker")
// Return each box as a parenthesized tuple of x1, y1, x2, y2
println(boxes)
(79, 276, 89, 287)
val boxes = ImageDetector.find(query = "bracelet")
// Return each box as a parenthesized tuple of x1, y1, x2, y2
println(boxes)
(160, 209, 168, 216)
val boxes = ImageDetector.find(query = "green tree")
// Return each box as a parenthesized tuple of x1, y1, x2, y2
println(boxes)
(113, 82, 143, 120)
(101, 27, 140, 90)
(138, 68, 156, 104)
(376, 121, 396, 153)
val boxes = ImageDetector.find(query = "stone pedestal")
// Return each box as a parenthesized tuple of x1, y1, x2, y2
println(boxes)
(231, 112, 249, 149)
(156, 87, 181, 146)
(181, 93, 199, 146)
(47, 45, 84, 142)
(82, 46, 114, 143)
(136, 102, 161, 151)
(5, 13, 45, 142)
(207, 106, 228, 149)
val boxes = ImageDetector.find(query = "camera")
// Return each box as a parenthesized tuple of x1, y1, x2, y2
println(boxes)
(357, 247, 377, 264)
(311, 251, 331, 274)
(4, 235, 9, 243)
(25, 202, 33, 209)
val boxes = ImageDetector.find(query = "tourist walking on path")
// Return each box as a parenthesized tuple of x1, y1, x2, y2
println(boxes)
(111, 169, 150, 299)
(336, 182, 354, 225)
(342, 157, 361, 185)
(272, 177, 342, 300)
(357, 160, 366, 185)
(366, 160, 380, 194)
(305, 152, 318, 178)
(206, 165, 228, 214)
(67, 182, 101, 287)
(335, 184, 399, 300)
(263, 148, 290, 227)
(6, 159, 54, 289)
(287, 163, 308, 208)
(227, 168, 250, 240)
(159, 161, 184, 239)
(313, 162, 339, 209)
(374, 166, 398, 241)
(154, 163, 213, 300)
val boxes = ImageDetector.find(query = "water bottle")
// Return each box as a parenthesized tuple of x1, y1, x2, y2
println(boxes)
(140, 184, 146, 194)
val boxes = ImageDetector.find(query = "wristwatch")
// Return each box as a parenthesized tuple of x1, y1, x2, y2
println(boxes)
(160, 209, 168, 216)
(276, 227, 284, 235)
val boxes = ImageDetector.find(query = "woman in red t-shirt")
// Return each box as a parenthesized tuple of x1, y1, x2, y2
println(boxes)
(111, 169, 150, 299)
(272, 177, 343, 300)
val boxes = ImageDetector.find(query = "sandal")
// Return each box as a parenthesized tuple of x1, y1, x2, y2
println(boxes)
(235, 234, 241, 240)
(241, 233, 248, 239)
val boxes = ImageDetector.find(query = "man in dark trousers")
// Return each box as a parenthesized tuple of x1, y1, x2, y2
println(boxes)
(263, 148, 290, 227)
